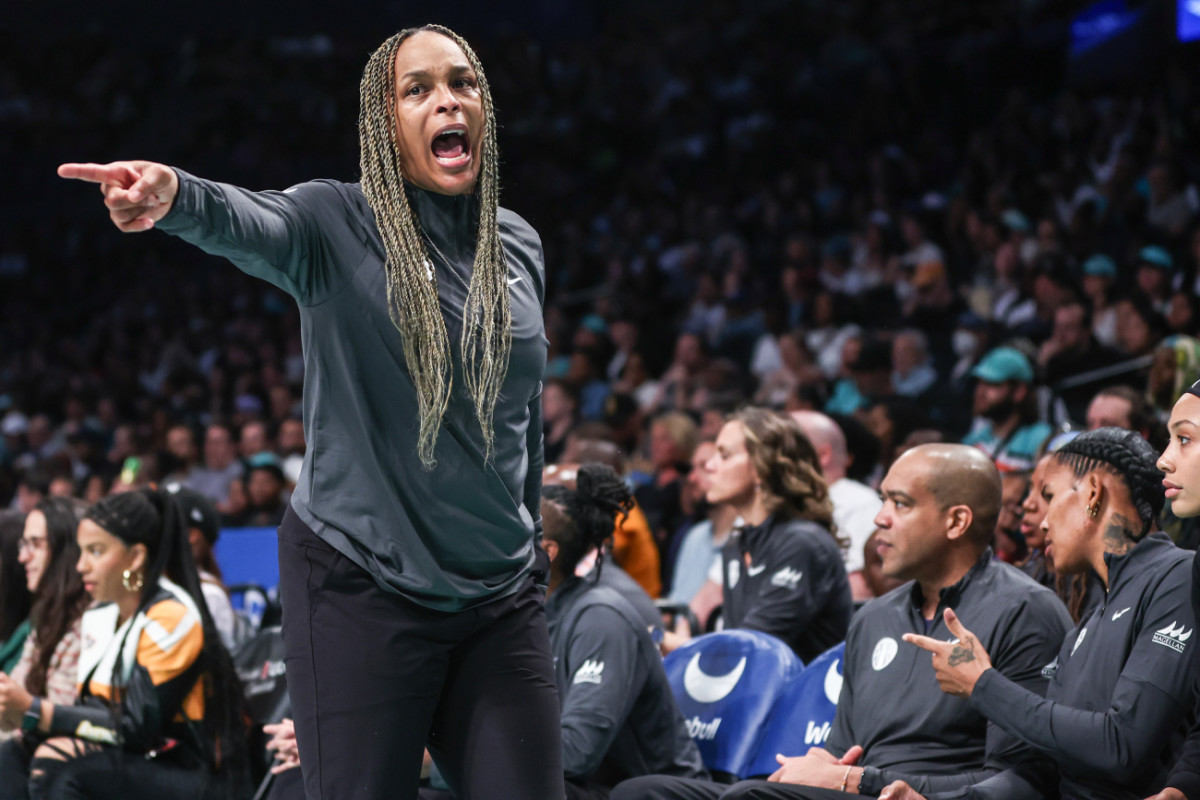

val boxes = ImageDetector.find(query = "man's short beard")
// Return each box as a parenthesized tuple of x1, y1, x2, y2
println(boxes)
(981, 398, 1018, 423)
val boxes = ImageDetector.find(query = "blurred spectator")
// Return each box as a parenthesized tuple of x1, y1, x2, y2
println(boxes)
(13, 472, 48, 516)
(634, 411, 698, 585)
(753, 331, 822, 408)
(542, 379, 579, 466)
(1148, 336, 1200, 421)
(0, 512, 31, 674)
(865, 398, 929, 477)
(163, 424, 200, 484)
(963, 347, 1052, 472)
(239, 420, 271, 461)
(665, 440, 735, 613)
(1039, 298, 1121, 422)
(791, 410, 882, 601)
(890, 329, 937, 399)
(1136, 245, 1177, 315)
(1080, 255, 1120, 348)
(184, 422, 244, 510)
(232, 460, 288, 528)
(827, 337, 891, 415)
(653, 333, 708, 413)
(1085, 385, 1161, 447)
(165, 485, 237, 649)
(993, 470, 1030, 565)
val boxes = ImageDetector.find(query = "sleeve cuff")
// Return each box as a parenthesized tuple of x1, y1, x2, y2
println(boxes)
(967, 667, 1007, 715)
(154, 168, 199, 233)
(858, 766, 883, 795)
(1168, 773, 1200, 800)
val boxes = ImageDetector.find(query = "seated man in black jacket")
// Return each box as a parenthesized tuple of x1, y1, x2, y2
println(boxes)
(612, 444, 1072, 800)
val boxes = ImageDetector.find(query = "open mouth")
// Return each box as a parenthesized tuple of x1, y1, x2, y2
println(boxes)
(431, 126, 471, 167)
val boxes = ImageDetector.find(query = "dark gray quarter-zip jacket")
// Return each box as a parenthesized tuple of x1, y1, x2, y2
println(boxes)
(937, 533, 1197, 800)
(546, 576, 708, 787)
(825, 550, 1072, 796)
(157, 171, 548, 611)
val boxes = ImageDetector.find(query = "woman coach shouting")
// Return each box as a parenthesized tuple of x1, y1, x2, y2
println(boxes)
(59, 25, 559, 800)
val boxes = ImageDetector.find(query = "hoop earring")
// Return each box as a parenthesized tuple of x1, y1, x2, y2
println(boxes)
(1086, 503, 1100, 519)
(122, 569, 144, 593)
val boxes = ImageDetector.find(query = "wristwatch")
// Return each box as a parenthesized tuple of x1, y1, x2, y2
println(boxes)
(21, 696, 42, 733)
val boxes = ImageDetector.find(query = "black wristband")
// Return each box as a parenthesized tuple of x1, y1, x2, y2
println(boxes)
(21, 695, 42, 733)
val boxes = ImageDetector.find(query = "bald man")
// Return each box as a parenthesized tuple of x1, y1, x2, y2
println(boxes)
(612, 444, 1071, 800)
(791, 411, 882, 600)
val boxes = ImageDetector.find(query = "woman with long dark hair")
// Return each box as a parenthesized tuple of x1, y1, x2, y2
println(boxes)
(0, 512, 31, 675)
(897, 427, 1194, 800)
(664, 407, 852, 661)
(2, 498, 90, 730)
(0, 488, 249, 800)
(58, 23, 558, 799)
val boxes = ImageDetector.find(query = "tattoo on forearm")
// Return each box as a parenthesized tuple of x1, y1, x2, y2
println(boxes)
(1102, 513, 1136, 556)
(947, 636, 977, 666)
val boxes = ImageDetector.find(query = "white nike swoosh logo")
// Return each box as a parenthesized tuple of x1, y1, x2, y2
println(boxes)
(507, 276, 521, 285)
(1112, 607, 1132, 621)
(747, 564, 766, 576)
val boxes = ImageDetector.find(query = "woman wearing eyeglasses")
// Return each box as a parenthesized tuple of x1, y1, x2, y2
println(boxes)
(0, 498, 90, 746)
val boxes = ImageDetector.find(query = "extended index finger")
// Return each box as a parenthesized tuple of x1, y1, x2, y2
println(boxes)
(901, 633, 946, 654)
(57, 162, 138, 186)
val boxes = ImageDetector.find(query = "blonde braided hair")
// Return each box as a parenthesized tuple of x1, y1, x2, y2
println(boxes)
(358, 25, 511, 468)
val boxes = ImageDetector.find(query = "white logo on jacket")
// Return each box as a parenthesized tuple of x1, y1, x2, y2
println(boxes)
(727, 560, 740, 589)
(1154, 622, 1193, 653)
(747, 564, 766, 577)
(770, 567, 803, 590)
(1071, 627, 1088, 655)
(1111, 607, 1132, 621)
(573, 660, 605, 685)
(683, 653, 747, 703)
(872, 638, 898, 671)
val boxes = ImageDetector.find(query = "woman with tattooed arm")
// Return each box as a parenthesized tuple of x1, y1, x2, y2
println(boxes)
(890, 427, 1195, 800)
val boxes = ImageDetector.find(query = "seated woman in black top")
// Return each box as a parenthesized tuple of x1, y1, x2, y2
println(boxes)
(664, 407, 852, 662)
(543, 464, 707, 799)
(0, 488, 248, 800)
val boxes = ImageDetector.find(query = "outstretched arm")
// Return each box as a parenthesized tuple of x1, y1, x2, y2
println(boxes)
(60, 161, 350, 304)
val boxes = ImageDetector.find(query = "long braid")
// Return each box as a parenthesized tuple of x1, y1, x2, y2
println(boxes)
(358, 25, 511, 467)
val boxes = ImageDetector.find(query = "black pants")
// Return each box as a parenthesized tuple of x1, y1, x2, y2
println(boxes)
(278, 508, 562, 800)
(420, 778, 610, 800)
(610, 776, 873, 800)
(0, 737, 221, 800)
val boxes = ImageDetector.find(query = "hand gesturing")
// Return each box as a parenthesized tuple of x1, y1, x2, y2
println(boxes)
(903, 607, 993, 698)
(58, 160, 179, 233)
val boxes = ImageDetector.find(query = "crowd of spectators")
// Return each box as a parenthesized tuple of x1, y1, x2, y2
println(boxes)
(3, 0, 1200, 585)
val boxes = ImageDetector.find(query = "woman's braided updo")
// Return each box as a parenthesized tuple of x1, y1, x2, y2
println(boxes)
(1053, 427, 1165, 537)
(542, 464, 634, 577)
(358, 25, 510, 468)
